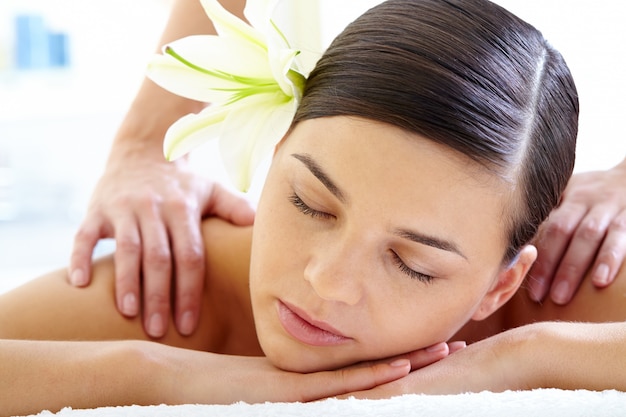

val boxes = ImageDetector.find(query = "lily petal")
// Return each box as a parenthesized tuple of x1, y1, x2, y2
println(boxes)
(219, 92, 297, 191)
(147, 35, 275, 103)
(163, 35, 272, 78)
(269, 48, 302, 97)
(200, 0, 266, 49)
(163, 105, 229, 160)
(243, 0, 281, 39)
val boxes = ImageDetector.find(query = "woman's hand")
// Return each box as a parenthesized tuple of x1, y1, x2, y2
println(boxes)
(68, 149, 255, 339)
(158, 342, 456, 404)
(527, 159, 626, 304)
(343, 331, 531, 398)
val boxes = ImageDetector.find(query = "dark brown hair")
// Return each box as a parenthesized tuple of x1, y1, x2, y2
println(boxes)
(293, 0, 578, 262)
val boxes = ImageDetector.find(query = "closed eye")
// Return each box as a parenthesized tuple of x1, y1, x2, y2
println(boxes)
(391, 251, 434, 283)
(289, 193, 334, 220)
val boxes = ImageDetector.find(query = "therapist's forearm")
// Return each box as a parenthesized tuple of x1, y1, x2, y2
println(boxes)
(110, 0, 246, 161)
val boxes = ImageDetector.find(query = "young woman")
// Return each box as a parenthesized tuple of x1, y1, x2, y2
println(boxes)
(1, 0, 625, 415)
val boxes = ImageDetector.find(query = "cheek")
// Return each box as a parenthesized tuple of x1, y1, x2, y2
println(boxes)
(249, 189, 306, 294)
(371, 277, 494, 352)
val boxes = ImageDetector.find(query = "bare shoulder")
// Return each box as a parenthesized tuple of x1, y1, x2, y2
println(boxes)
(0, 219, 258, 354)
(201, 217, 253, 277)
(503, 263, 626, 329)
(453, 263, 626, 343)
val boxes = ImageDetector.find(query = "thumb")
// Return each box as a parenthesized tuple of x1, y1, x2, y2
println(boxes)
(205, 183, 256, 226)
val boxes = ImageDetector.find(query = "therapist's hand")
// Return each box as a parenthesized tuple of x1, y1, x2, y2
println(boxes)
(69, 148, 255, 338)
(527, 159, 626, 304)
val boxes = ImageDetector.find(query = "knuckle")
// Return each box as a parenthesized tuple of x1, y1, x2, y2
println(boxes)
(111, 193, 138, 209)
(543, 219, 576, 239)
(557, 262, 582, 280)
(116, 235, 141, 254)
(165, 197, 195, 215)
(610, 215, 626, 232)
(143, 244, 172, 267)
(146, 292, 170, 309)
(175, 292, 200, 309)
(597, 249, 621, 266)
(578, 219, 605, 241)
(175, 246, 204, 269)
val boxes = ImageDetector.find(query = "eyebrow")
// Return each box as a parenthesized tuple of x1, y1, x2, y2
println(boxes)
(291, 153, 465, 259)
(291, 153, 346, 203)
(395, 229, 467, 259)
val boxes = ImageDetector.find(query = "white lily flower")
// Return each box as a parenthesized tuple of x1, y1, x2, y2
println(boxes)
(146, 0, 319, 191)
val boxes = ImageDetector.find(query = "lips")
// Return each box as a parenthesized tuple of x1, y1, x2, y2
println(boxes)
(277, 300, 351, 346)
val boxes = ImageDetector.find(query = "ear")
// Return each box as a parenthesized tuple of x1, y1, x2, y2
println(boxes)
(471, 245, 537, 321)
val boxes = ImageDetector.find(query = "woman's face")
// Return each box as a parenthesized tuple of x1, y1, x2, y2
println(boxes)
(250, 116, 515, 372)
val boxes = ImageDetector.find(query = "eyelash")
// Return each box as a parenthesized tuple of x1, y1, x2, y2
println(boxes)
(391, 251, 435, 283)
(289, 193, 434, 284)
(289, 193, 334, 219)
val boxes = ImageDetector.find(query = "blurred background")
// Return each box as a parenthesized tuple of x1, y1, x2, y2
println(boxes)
(1, 0, 625, 293)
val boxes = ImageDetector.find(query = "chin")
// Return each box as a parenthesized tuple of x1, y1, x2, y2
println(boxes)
(261, 338, 356, 373)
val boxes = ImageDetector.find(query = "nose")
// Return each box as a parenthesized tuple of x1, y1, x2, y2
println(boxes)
(303, 233, 367, 306)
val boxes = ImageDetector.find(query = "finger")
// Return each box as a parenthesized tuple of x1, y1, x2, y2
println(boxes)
(68, 218, 107, 287)
(526, 204, 587, 302)
(351, 342, 452, 375)
(448, 341, 467, 354)
(549, 206, 614, 304)
(138, 208, 173, 339)
(112, 214, 143, 319)
(297, 359, 411, 402)
(165, 204, 205, 336)
(590, 209, 626, 287)
(406, 342, 450, 370)
(206, 183, 255, 226)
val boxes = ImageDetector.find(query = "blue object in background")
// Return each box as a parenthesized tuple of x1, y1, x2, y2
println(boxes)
(14, 14, 70, 70)
(48, 32, 70, 67)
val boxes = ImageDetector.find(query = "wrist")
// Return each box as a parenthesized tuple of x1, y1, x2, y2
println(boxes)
(111, 79, 206, 160)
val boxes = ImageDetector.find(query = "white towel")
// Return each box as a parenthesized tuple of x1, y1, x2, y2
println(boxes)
(31, 389, 626, 417)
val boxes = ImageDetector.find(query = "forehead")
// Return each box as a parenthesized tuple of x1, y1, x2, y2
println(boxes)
(277, 116, 512, 261)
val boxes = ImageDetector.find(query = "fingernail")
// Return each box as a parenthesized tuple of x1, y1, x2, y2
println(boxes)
(594, 263, 610, 286)
(448, 341, 467, 353)
(148, 313, 165, 338)
(426, 342, 447, 353)
(122, 293, 138, 316)
(178, 311, 195, 336)
(552, 281, 570, 305)
(70, 269, 87, 286)
(390, 359, 410, 367)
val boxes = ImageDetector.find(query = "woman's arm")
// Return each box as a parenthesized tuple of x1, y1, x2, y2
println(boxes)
(1, 337, 424, 417)
(0, 340, 154, 416)
(344, 320, 626, 398)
